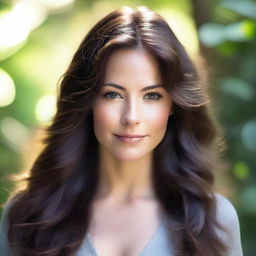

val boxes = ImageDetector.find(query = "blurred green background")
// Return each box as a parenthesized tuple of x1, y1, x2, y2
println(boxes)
(0, 0, 255, 254)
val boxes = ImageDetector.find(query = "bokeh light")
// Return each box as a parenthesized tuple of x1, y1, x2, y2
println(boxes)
(0, 117, 30, 152)
(233, 161, 250, 180)
(0, 68, 16, 107)
(35, 94, 57, 124)
(0, 0, 46, 60)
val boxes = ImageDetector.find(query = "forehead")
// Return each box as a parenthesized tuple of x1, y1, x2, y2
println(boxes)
(104, 48, 162, 89)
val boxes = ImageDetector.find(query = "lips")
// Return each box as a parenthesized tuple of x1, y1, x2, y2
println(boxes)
(114, 134, 147, 144)
(115, 134, 147, 138)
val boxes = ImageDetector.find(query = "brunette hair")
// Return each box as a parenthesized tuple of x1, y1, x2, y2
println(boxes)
(7, 6, 228, 256)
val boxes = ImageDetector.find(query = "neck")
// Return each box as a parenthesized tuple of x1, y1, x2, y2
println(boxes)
(95, 146, 156, 204)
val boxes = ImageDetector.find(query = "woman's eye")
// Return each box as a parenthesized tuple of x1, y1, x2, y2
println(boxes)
(102, 91, 162, 101)
(103, 91, 122, 100)
(144, 92, 162, 100)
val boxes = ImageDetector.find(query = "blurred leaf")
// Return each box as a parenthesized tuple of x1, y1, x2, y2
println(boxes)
(239, 186, 256, 214)
(221, 0, 256, 19)
(216, 41, 238, 56)
(233, 161, 250, 180)
(199, 23, 226, 46)
(240, 56, 256, 80)
(214, 6, 242, 23)
(241, 19, 256, 38)
(218, 77, 254, 100)
(199, 20, 255, 47)
(0, 2, 11, 12)
(224, 20, 255, 41)
(241, 120, 256, 151)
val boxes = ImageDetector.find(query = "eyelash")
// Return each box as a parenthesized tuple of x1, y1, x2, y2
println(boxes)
(102, 91, 163, 101)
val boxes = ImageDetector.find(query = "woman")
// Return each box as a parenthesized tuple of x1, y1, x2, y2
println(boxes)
(0, 6, 243, 256)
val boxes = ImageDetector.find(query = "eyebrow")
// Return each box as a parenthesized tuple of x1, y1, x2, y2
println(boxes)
(103, 82, 163, 92)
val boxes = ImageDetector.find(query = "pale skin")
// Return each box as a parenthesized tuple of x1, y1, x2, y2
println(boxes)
(92, 48, 173, 203)
(89, 48, 243, 256)
(91, 48, 173, 256)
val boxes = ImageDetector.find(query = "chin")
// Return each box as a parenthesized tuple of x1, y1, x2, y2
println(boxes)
(112, 150, 149, 162)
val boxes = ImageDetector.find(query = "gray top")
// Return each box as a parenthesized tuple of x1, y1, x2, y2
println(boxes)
(77, 220, 173, 256)
(0, 193, 244, 256)
(0, 201, 173, 256)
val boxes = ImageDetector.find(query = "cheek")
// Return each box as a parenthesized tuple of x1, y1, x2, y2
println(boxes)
(144, 105, 170, 132)
(92, 103, 118, 133)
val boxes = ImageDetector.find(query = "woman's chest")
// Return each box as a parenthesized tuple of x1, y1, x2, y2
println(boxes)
(86, 199, 164, 256)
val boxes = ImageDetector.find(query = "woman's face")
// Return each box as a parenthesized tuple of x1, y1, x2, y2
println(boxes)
(92, 48, 173, 161)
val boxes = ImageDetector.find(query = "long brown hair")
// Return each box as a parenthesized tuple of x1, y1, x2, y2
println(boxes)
(7, 6, 228, 256)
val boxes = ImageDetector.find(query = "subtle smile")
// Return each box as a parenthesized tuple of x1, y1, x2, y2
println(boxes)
(114, 134, 147, 144)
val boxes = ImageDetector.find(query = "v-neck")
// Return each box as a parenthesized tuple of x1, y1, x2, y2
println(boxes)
(86, 222, 164, 256)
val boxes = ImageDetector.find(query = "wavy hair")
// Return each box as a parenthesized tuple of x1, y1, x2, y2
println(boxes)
(7, 6, 228, 256)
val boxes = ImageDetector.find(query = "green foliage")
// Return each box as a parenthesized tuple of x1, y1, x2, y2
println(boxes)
(199, 1, 256, 254)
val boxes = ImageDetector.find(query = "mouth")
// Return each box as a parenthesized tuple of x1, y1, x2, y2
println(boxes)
(114, 134, 147, 144)
(115, 134, 147, 138)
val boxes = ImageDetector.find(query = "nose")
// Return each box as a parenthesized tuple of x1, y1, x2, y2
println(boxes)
(120, 98, 141, 126)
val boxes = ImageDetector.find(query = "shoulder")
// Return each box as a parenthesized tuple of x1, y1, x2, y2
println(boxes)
(213, 192, 243, 256)
(0, 197, 20, 256)
(0, 199, 12, 255)
(1, 197, 18, 235)
(1, 198, 14, 224)
(214, 193, 239, 227)
(1, 196, 19, 220)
